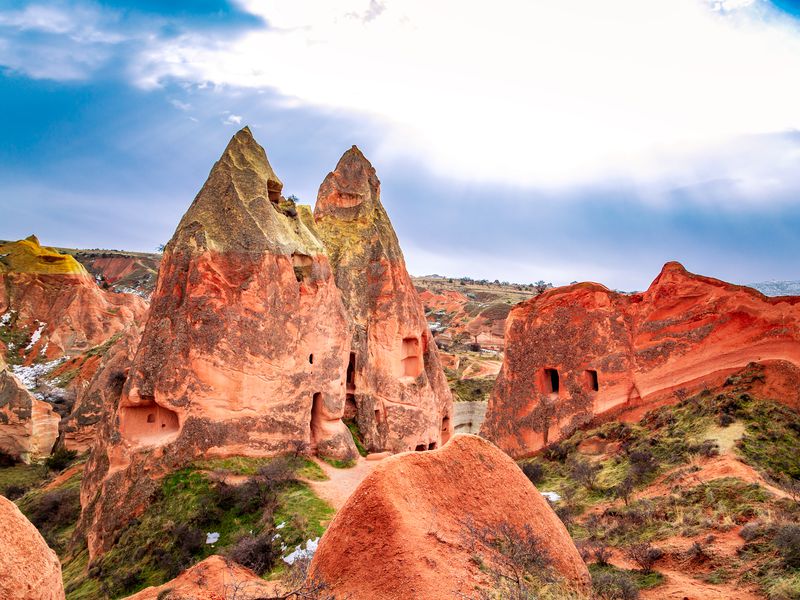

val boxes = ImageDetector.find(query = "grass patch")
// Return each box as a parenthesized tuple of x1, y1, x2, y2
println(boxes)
(322, 456, 356, 469)
(590, 563, 665, 590)
(449, 377, 494, 402)
(87, 456, 333, 598)
(0, 462, 48, 497)
(344, 419, 368, 457)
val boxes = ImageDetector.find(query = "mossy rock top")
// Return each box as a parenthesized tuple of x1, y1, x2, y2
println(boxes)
(0, 236, 87, 275)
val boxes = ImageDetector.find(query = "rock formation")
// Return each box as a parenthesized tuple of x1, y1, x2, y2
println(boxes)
(0, 236, 147, 363)
(122, 555, 274, 600)
(314, 147, 453, 452)
(57, 327, 141, 452)
(309, 434, 590, 598)
(80, 127, 358, 558)
(0, 354, 59, 462)
(0, 495, 65, 600)
(482, 262, 800, 457)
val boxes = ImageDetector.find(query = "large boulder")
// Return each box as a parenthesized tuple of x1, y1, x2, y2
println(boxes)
(0, 355, 59, 463)
(482, 262, 800, 457)
(309, 434, 590, 598)
(0, 495, 65, 600)
(122, 555, 273, 600)
(0, 236, 147, 363)
(80, 127, 358, 558)
(314, 147, 453, 453)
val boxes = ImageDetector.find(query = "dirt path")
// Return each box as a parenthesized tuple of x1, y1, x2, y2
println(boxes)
(306, 457, 382, 510)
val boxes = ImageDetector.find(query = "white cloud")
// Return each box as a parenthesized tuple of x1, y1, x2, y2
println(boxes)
(169, 98, 192, 111)
(125, 0, 800, 192)
(223, 113, 243, 125)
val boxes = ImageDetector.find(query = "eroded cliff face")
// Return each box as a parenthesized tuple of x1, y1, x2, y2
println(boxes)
(481, 262, 800, 457)
(80, 127, 358, 558)
(0, 236, 148, 363)
(0, 354, 59, 463)
(314, 147, 453, 453)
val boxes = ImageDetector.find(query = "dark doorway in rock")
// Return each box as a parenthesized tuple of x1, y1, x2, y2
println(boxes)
(346, 352, 356, 388)
(415, 444, 426, 452)
(543, 368, 560, 394)
(586, 369, 599, 391)
(401, 337, 422, 377)
(374, 408, 381, 423)
(309, 354, 314, 365)
(310, 392, 323, 446)
(428, 442, 437, 450)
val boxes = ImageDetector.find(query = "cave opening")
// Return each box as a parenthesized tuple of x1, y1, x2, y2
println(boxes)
(401, 337, 422, 377)
(586, 369, 599, 391)
(543, 368, 560, 394)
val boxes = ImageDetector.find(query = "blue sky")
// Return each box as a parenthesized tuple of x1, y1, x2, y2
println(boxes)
(1, 0, 799, 290)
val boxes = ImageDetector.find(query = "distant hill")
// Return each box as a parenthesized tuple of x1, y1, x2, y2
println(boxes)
(749, 280, 800, 297)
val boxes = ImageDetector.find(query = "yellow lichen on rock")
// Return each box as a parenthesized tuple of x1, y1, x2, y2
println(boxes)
(0, 235, 87, 275)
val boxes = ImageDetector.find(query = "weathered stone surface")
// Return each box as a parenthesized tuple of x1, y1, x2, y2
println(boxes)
(309, 434, 590, 598)
(482, 262, 800, 457)
(314, 147, 453, 452)
(453, 400, 487, 434)
(122, 555, 274, 600)
(0, 495, 65, 600)
(0, 236, 148, 364)
(80, 127, 358, 558)
(58, 327, 141, 452)
(0, 355, 59, 463)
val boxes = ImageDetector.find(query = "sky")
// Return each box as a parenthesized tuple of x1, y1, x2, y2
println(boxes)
(1, 0, 799, 290)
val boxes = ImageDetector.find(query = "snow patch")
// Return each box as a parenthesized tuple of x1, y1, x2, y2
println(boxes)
(11, 357, 66, 390)
(282, 538, 319, 565)
(0, 310, 13, 326)
(541, 491, 561, 503)
(206, 532, 220, 545)
(25, 322, 46, 351)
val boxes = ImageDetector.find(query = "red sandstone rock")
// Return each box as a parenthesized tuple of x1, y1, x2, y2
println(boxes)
(122, 555, 274, 600)
(0, 495, 65, 600)
(309, 434, 590, 598)
(58, 326, 141, 452)
(0, 236, 148, 364)
(314, 147, 454, 452)
(80, 127, 358, 558)
(0, 355, 59, 463)
(482, 262, 800, 457)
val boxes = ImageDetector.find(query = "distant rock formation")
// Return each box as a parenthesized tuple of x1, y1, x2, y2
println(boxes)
(0, 236, 147, 363)
(0, 495, 65, 600)
(122, 555, 273, 600)
(314, 147, 453, 452)
(0, 354, 59, 462)
(309, 434, 590, 598)
(482, 262, 800, 457)
(80, 127, 358, 558)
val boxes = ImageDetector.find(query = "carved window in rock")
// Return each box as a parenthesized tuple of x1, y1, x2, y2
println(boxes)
(292, 253, 313, 282)
(401, 337, 422, 377)
(541, 368, 560, 394)
(120, 403, 179, 443)
(585, 369, 599, 392)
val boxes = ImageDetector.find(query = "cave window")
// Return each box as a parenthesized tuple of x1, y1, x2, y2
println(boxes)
(374, 408, 381, 423)
(292, 254, 313, 282)
(441, 416, 450, 432)
(401, 337, 422, 377)
(146, 413, 155, 424)
(543, 368, 560, 394)
(428, 442, 437, 450)
(309, 354, 313, 365)
(415, 444, 427, 452)
(586, 369, 599, 392)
